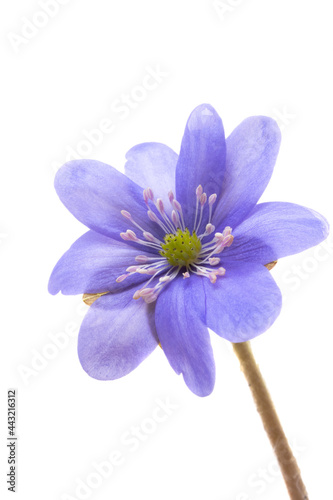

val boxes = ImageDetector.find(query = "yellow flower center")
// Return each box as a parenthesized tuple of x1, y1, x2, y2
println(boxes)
(160, 228, 202, 267)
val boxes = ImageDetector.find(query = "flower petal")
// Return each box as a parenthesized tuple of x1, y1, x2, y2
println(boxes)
(54, 159, 162, 240)
(203, 261, 282, 342)
(212, 116, 281, 229)
(78, 289, 159, 380)
(175, 104, 226, 228)
(155, 277, 215, 397)
(221, 202, 330, 264)
(124, 142, 178, 209)
(48, 230, 154, 295)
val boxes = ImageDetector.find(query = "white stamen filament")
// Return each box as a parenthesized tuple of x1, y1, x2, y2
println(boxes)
(172, 199, 185, 231)
(194, 192, 207, 233)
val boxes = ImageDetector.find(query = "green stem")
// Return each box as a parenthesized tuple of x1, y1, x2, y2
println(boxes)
(232, 341, 308, 500)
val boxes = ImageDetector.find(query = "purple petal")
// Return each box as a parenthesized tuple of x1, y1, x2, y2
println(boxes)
(175, 104, 226, 229)
(212, 117, 281, 230)
(221, 202, 330, 264)
(48, 230, 155, 295)
(54, 159, 163, 240)
(124, 142, 178, 211)
(203, 261, 282, 342)
(155, 277, 215, 397)
(78, 289, 159, 380)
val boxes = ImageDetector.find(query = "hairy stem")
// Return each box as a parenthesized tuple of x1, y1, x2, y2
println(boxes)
(232, 341, 308, 500)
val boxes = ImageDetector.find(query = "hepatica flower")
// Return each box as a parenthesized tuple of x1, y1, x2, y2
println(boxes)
(49, 104, 328, 397)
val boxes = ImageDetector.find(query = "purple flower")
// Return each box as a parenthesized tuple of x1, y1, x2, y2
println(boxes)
(49, 104, 329, 397)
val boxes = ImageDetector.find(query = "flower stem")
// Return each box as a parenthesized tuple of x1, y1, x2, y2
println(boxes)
(232, 341, 309, 500)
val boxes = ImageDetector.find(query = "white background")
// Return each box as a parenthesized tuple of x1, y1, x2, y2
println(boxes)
(1, 1, 333, 499)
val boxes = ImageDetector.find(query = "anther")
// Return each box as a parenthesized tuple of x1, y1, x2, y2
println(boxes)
(135, 255, 149, 263)
(147, 210, 158, 223)
(205, 223, 215, 235)
(126, 266, 140, 272)
(217, 267, 226, 276)
(139, 288, 155, 297)
(144, 293, 158, 304)
(200, 193, 207, 206)
(125, 230, 139, 242)
(121, 210, 132, 220)
(138, 268, 157, 275)
(147, 188, 154, 201)
(208, 194, 217, 206)
(116, 274, 128, 283)
(120, 230, 138, 241)
(156, 198, 165, 214)
(196, 185, 203, 198)
(209, 273, 217, 284)
(224, 235, 234, 247)
(159, 276, 171, 283)
(171, 210, 179, 227)
(172, 199, 182, 212)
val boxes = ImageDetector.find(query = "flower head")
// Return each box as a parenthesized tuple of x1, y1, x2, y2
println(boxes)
(49, 104, 329, 396)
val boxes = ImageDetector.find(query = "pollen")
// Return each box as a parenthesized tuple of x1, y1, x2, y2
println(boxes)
(159, 228, 202, 267)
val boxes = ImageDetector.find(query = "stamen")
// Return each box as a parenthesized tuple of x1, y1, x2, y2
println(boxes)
(172, 199, 185, 230)
(196, 185, 203, 198)
(200, 193, 207, 206)
(208, 193, 217, 206)
(135, 255, 165, 263)
(208, 193, 217, 223)
(120, 230, 139, 242)
(143, 231, 163, 244)
(217, 267, 226, 275)
(119, 184, 233, 302)
(206, 223, 215, 234)
(159, 276, 171, 283)
(126, 230, 138, 241)
(156, 198, 165, 215)
(126, 265, 141, 272)
(139, 288, 156, 297)
(209, 273, 217, 284)
(195, 193, 207, 233)
(147, 210, 158, 222)
(147, 188, 154, 201)
(138, 268, 160, 275)
(132, 265, 170, 300)
(135, 255, 150, 263)
(145, 293, 158, 304)
(194, 185, 203, 230)
(198, 223, 215, 240)
(155, 198, 177, 234)
(116, 274, 128, 283)
(139, 266, 180, 303)
(171, 210, 179, 228)
(121, 210, 132, 220)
